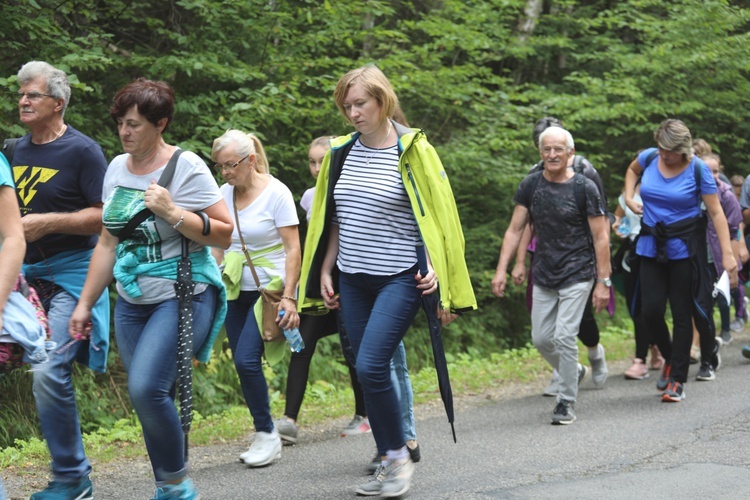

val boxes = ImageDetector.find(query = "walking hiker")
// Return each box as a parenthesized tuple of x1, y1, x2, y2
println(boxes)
(210, 129, 301, 468)
(9, 60, 110, 500)
(512, 117, 610, 395)
(0, 142, 26, 500)
(274, 136, 373, 445)
(623, 119, 737, 403)
(298, 64, 476, 497)
(69, 78, 232, 499)
(492, 126, 611, 425)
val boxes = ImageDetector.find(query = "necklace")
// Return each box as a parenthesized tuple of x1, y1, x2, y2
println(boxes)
(364, 122, 392, 167)
(38, 123, 66, 144)
(132, 143, 165, 174)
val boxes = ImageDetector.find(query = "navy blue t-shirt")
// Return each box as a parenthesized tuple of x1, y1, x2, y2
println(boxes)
(11, 125, 108, 263)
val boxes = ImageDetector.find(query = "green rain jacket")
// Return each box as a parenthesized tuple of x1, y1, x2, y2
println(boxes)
(298, 121, 477, 315)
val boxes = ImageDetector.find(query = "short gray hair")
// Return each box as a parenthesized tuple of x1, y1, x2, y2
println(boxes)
(537, 126, 575, 153)
(17, 61, 71, 116)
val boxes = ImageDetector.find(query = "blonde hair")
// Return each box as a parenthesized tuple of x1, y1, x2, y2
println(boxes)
(212, 129, 269, 174)
(333, 64, 398, 125)
(692, 138, 712, 158)
(654, 119, 693, 160)
(309, 135, 335, 151)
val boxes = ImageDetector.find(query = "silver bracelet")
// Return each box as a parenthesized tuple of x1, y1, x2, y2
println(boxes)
(172, 210, 184, 229)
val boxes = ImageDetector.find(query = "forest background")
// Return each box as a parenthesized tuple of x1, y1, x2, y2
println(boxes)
(1, 0, 749, 451)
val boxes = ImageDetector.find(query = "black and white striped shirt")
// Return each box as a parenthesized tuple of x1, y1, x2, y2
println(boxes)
(333, 140, 420, 275)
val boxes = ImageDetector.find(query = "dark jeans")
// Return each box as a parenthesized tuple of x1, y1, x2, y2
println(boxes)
(225, 291, 273, 434)
(284, 310, 365, 420)
(339, 267, 421, 455)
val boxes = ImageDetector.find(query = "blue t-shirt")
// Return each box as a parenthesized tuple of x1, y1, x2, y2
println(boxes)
(0, 152, 13, 188)
(10, 126, 108, 264)
(635, 148, 716, 260)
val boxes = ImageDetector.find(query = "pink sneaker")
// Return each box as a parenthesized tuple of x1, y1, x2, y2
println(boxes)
(650, 345, 665, 370)
(341, 415, 371, 437)
(624, 358, 649, 380)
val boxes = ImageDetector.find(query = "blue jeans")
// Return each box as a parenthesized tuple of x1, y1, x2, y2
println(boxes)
(32, 291, 91, 482)
(115, 287, 217, 482)
(225, 291, 273, 434)
(339, 268, 422, 454)
(391, 342, 416, 441)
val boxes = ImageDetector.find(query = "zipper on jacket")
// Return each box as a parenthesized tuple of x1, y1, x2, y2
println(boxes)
(402, 130, 426, 218)
(405, 163, 425, 217)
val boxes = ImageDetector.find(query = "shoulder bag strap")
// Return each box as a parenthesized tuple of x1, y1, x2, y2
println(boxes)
(118, 149, 183, 242)
(232, 188, 264, 290)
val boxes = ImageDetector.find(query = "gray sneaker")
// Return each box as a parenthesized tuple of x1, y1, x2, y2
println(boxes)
(543, 370, 559, 397)
(590, 346, 608, 386)
(551, 399, 576, 425)
(380, 457, 415, 498)
(729, 317, 745, 333)
(355, 464, 386, 496)
(718, 330, 733, 345)
(341, 414, 371, 436)
(273, 417, 298, 445)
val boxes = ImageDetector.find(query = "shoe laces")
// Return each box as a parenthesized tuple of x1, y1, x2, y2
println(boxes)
(369, 464, 386, 483)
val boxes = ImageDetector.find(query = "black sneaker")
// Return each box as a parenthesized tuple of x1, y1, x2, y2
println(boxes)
(407, 442, 421, 463)
(709, 339, 721, 371)
(661, 381, 686, 402)
(551, 400, 576, 425)
(656, 363, 672, 391)
(695, 361, 715, 381)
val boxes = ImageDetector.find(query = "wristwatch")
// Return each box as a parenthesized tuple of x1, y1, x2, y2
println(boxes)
(596, 277, 612, 287)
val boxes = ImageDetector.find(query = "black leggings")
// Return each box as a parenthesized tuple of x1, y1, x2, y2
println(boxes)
(623, 252, 651, 360)
(639, 257, 692, 382)
(284, 311, 366, 420)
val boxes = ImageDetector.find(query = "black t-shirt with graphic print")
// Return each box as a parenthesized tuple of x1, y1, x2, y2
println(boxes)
(514, 171, 605, 290)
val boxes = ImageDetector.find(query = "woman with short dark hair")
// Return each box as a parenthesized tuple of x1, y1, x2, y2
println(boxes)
(69, 78, 233, 499)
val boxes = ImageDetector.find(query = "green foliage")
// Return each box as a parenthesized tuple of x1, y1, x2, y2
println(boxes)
(1, 0, 749, 452)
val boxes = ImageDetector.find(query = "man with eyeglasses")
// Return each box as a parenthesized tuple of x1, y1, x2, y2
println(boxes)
(9, 61, 109, 500)
(492, 126, 611, 425)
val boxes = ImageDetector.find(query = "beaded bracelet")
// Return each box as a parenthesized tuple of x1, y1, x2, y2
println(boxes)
(172, 210, 184, 229)
(281, 296, 297, 303)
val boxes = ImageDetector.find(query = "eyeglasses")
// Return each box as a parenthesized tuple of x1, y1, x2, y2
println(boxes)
(16, 92, 56, 101)
(214, 155, 248, 173)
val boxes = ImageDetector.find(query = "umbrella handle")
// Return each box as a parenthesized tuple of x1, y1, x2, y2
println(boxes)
(416, 244, 429, 276)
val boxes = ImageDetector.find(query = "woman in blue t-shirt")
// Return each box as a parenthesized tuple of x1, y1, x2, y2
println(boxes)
(623, 119, 737, 403)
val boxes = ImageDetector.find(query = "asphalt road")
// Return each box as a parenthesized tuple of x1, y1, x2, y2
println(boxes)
(6, 337, 750, 499)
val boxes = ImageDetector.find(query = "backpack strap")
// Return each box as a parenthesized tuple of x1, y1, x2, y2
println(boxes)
(643, 148, 703, 202)
(118, 149, 183, 242)
(2, 138, 19, 165)
(573, 173, 593, 246)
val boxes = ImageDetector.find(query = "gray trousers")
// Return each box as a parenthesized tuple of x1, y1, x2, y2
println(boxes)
(531, 280, 594, 403)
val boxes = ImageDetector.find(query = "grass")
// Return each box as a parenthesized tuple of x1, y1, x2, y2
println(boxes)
(0, 319, 637, 474)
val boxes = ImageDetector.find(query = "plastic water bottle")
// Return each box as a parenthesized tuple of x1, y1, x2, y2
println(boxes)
(278, 310, 305, 352)
(617, 217, 631, 237)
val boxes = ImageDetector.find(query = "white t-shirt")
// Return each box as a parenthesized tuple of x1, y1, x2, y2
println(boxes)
(221, 176, 299, 290)
(300, 186, 315, 222)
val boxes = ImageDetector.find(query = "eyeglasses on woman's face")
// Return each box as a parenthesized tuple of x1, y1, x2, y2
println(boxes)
(214, 155, 248, 173)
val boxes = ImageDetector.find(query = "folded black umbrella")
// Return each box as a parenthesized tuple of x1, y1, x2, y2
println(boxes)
(174, 237, 195, 460)
(416, 244, 456, 443)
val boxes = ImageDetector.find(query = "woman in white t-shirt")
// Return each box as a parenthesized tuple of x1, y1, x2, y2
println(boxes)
(210, 130, 300, 468)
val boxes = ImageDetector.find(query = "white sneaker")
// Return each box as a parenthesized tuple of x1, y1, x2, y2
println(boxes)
(589, 345, 608, 386)
(240, 431, 281, 467)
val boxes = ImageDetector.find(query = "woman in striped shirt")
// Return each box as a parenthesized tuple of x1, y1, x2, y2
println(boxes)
(299, 64, 476, 498)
